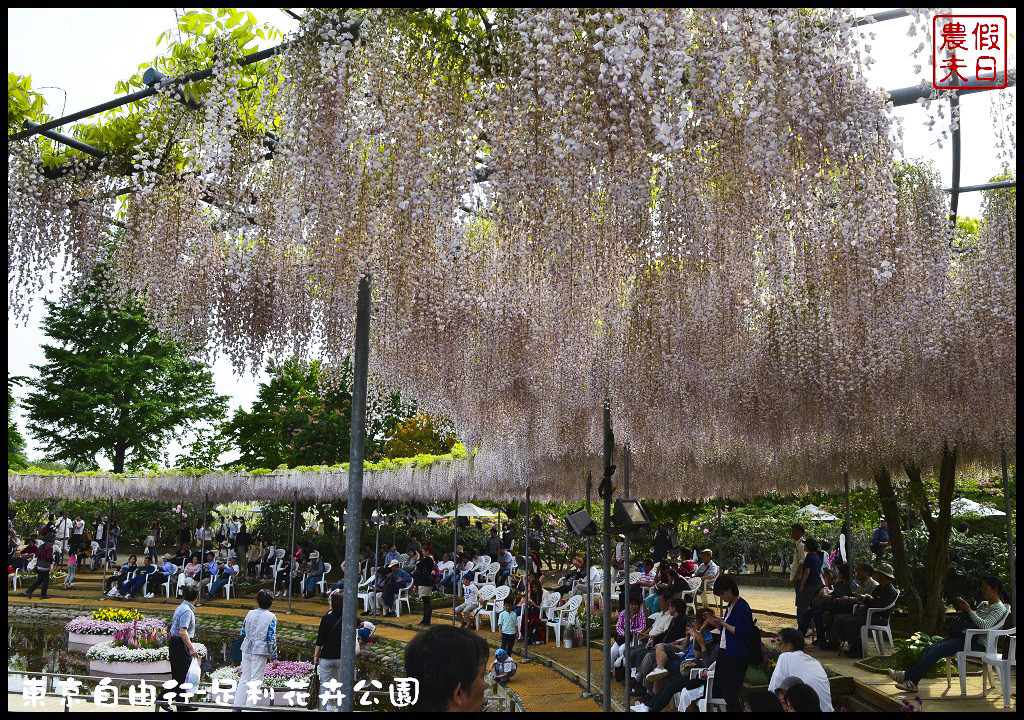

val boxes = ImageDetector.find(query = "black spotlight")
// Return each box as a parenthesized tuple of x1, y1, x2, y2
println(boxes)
(612, 498, 652, 536)
(565, 507, 598, 537)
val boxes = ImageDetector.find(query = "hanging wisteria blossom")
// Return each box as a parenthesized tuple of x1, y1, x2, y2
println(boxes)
(7, 8, 1015, 502)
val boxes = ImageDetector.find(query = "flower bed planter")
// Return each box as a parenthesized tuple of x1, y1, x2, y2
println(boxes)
(68, 631, 117, 647)
(88, 658, 172, 676)
(86, 641, 207, 676)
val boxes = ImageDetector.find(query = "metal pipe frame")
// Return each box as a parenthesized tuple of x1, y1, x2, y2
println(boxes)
(600, 400, 614, 712)
(622, 443, 632, 713)
(584, 469, 594, 698)
(339, 272, 372, 713)
(522, 484, 531, 663)
(452, 487, 458, 626)
(287, 492, 297, 614)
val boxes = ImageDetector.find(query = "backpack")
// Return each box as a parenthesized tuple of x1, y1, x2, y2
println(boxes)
(749, 619, 765, 667)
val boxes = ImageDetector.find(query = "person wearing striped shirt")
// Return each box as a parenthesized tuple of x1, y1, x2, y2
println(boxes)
(889, 575, 1010, 692)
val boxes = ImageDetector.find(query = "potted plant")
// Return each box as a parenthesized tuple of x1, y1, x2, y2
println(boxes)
(87, 619, 205, 675)
(66, 608, 164, 647)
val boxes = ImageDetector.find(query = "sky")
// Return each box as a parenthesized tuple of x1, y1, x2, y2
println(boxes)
(7, 8, 1017, 467)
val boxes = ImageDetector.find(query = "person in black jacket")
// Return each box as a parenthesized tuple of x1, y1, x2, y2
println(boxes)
(652, 523, 672, 563)
(414, 543, 437, 626)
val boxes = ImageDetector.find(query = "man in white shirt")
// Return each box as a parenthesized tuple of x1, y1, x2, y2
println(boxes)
(695, 549, 719, 579)
(54, 511, 72, 557)
(790, 524, 807, 614)
(768, 628, 833, 712)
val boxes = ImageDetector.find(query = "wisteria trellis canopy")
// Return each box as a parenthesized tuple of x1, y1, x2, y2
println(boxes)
(7, 8, 1015, 501)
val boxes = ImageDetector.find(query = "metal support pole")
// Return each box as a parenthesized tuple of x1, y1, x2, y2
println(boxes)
(716, 495, 723, 610)
(844, 471, 852, 582)
(196, 494, 209, 607)
(287, 492, 297, 614)
(949, 92, 962, 225)
(584, 469, 594, 698)
(622, 443, 631, 713)
(372, 498, 381, 619)
(1001, 447, 1016, 627)
(522, 485, 531, 663)
(99, 497, 112, 601)
(453, 487, 458, 626)
(340, 273, 371, 713)
(600, 400, 614, 712)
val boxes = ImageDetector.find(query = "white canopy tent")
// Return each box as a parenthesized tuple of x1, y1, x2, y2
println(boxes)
(795, 504, 840, 521)
(443, 503, 496, 518)
(939, 498, 1006, 518)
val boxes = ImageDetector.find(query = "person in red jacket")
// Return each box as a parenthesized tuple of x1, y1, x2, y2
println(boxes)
(23, 535, 55, 599)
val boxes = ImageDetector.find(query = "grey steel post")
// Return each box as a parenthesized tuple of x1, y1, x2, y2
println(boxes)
(622, 443, 631, 713)
(1001, 447, 1016, 627)
(716, 495, 723, 610)
(339, 273, 372, 712)
(372, 498, 381, 621)
(522, 485, 531, 663)
(287, 492, 297, 614)
(844, 471, 852, 582)
(196, 494, 209, 607)
(584, 469, 594, 698)
(600, 400, 614, 712)
(453, 487, 458, 625)
(99, 497, 112, 601)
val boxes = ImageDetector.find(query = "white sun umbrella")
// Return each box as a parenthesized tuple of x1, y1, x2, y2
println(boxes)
(443, 503, 496, 518)
(935, 498, 1006, 518)
(795, 504, 840, 521)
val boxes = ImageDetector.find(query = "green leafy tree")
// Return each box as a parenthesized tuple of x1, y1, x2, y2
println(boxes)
(8, 376, 29, 470)
(23, 270, 228, 473)
(225, 357, 414, 565)
(382, 413, 457, 459)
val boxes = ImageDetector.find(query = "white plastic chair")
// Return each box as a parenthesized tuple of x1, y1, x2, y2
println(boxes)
(842, 590, 900, 656)
(694, 667, 728, 712)
(680, 576, 703, 617)
(546, 595, 583, 647)
(478, 555, 492, 568)
(159, 570, 179, 598)
(394, 583, 411, 617)
(316, 562, 332, 595)
(482, 585, 511, 632)
(357, 575, 378, 612)
(477, 561, 499, 585)
(271, 548, 286, 583)
(9, 568, 19, 591)
(947, 611, 1009, 690)
(978, 628, 1015, 709)
(170, 571, 187, 598)
(473, 584, 498, 629)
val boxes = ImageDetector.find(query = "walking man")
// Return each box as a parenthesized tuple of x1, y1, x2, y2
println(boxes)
(23, 534, 55, 599)
(163, 585, 200, 710)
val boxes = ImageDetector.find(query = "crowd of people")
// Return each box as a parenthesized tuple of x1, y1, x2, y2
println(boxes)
(9, 508, 1013, 713)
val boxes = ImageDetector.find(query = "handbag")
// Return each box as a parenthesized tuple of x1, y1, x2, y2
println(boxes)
(945, 612, 975, 637)
(306, 669, 321, 710)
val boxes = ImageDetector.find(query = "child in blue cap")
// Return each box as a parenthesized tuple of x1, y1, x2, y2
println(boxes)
(491, 648, 517, 686)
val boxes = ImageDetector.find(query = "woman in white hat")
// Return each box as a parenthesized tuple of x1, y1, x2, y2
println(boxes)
(304, 551, 326, 598)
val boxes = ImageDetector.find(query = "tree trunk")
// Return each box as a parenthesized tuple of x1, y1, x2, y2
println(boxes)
(113, 440, 127, 474)
(874, 465, 924, 629)
(904, 443, 958, 634)
(316, 503, 346, 570)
